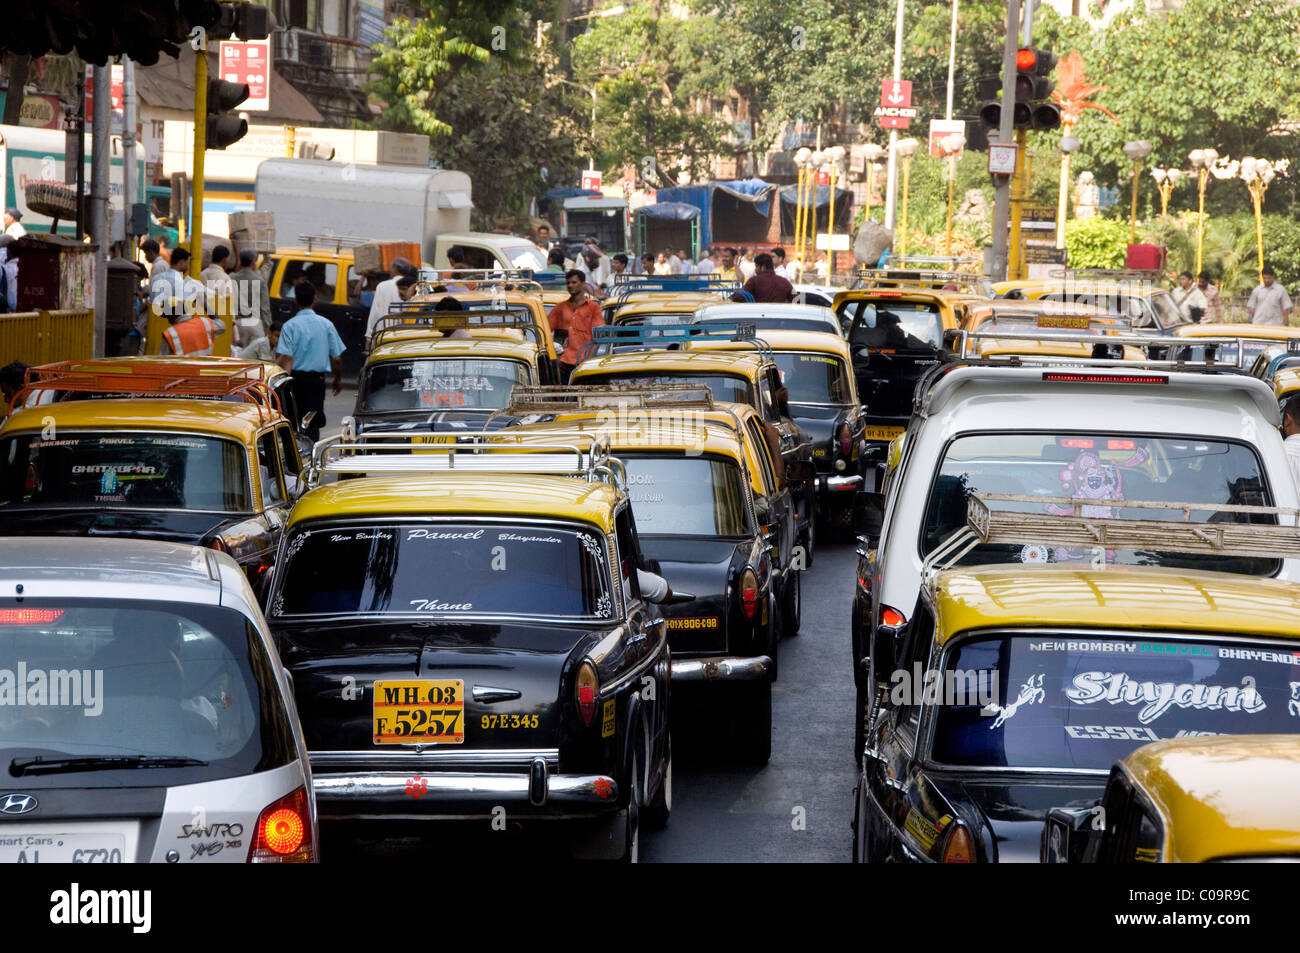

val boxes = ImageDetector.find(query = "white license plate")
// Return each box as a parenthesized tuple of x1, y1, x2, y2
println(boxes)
(0, 833, 125, 863)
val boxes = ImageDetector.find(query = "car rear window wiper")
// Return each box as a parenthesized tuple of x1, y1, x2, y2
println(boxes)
(10, 755, 209, 777)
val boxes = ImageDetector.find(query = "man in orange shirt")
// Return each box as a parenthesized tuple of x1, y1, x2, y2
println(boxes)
(547, 269, 604, 382)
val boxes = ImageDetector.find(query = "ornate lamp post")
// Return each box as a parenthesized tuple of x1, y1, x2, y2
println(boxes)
(1056, 134, 1079, 250)
(1121, 140, 1153, 242)
(1236, 157, 1289, 282)
(938, 133, 966, 256)
(793, 147, 812, 275)
(863, 143, 887, 223)
(1149, 167, 1183, 218)
(894, 137, 919, 257)
(805, 149, 826, 274)
(825, 145, 847, 275)
(1188, 148, 1219, 276)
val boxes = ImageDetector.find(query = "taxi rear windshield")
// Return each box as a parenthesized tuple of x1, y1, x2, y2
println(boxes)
(578, 372, 754, 405)
(361, 359, 529, 412)
(774, 352, 853, 403)
(623, 456, 753, 537)
(0, 432, 250, 512)
(0, 600, 294, 788)
(840, 300, 944, 350)
(922, 433, 1276, 575)
(930, 634, 1300, 771)
(272, 523, 613, 619)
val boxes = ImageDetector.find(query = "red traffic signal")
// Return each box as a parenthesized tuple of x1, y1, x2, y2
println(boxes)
(1016, 48, 1038, 71)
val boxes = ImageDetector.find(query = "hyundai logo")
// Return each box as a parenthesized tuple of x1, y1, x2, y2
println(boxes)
(0, 794, 38, 816)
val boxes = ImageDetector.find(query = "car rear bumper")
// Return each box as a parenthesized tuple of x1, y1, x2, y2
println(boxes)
(818, 473, 863, 494)
(670, 654, 773, 682)
(311, 766, 621, 820)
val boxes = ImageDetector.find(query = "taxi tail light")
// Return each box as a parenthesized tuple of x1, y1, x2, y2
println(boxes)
(0, 609, 64, 625)
(880, 605, 906, 628)
(740, 568, 759, 619)
(837, 423, 852, 458)
(576, 661, 599, 727)
(940, 822, 975, 863)
(208, 538, 228, 554)
(249, 786, 313, 863)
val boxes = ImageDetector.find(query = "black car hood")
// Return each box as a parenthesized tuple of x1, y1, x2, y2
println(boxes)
(0, 507, 231, 543)
(639, 536, 744, 597)
(788, 405, 844, 448)
(929, 773, 1107, 863)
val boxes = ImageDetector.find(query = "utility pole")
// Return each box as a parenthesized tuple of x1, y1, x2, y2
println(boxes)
(883, 0, 906, 232)
(90, 65, 110, 357)
(122, 58, 138, 250)
(190, 48, 208, 279)
(989, 0, 1022, 281)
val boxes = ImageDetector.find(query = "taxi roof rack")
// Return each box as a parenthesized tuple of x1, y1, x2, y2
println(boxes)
(579, 320, 771, 362)
(499, 383, 716, 417)
(925, 492, 1300, 576)
(372, 308, 542, 349)
(415, 268, 543, 294)
(1042, 267, 1161, 283)
(609, 274, 748, 304)
(974, 308, 1134, 331)
(851, 266, 987, 291)
(297, 234, 368, 253)
(935, 331, 1255, 369)
(16, 359, 282, 419)
(307, 431, 625, 489)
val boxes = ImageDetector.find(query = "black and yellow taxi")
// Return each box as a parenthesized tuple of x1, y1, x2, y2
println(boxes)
(404, 285, 561, 383)
(264, 435, 671, 860)
(852, 492, 1300, 863)
(488, 385, 780, 761)
(0, 360, 301, 582)
(267, 242, 371, 376)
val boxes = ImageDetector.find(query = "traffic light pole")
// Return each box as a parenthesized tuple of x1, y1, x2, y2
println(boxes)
(190, 48, 207, 280)
(1009, 127, 1028, 280)
(989, 0, 1022, 281)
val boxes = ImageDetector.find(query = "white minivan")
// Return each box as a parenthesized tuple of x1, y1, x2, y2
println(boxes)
(0, 538, 316, 863)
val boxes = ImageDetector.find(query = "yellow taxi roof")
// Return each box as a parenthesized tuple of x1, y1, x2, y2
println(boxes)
(1274, 366, 1300, 398)
(1175, 323, 1299, 340)
(931, 565, 1300, 644)
(972, 341, 1146, 360)
(368, 336, 538, 363)
(3, 398, 269, 442)
(688, 328, 851, 359)
(411, 290, 546, 315)
(573, 350, 767, 379)
(489, 415, 748, 461)
(274, 246, 356, 262)
(833, 286, 977, 307)
(611, 293, 725, 320)
(1123, 735, 1300, 862)
(289, 472, 620, 533)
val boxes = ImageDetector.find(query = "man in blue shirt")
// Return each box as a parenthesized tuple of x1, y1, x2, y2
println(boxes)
(276, 282, 345, 442)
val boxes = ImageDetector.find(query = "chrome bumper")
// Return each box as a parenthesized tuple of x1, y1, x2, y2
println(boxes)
(311, 767, 620, 820)
(671, 654, 773, 682)
(818, 474, 863, 493)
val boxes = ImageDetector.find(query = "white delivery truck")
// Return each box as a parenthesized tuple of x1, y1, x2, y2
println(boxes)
(253, 158, 546, 271)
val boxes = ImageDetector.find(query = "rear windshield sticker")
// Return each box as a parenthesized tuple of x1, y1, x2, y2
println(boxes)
(406, 529, 486, 541)
(1290, 683, 1300, 718)
(408, 598, 474, 612)
(402, 377, 496, 392)
(496, 533, 562, 544)
(329, 531, 395, 543)
(1064, 672, 1266, 724)
(983, 673, 1045, 727)
(799, 355, 837, 364)
(1046, 447, 1149, 518)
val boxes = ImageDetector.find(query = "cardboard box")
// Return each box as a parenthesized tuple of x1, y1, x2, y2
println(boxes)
(354, 240, 421, 275)
(228, 211, 274, 234)
(231, 227, 276, 254)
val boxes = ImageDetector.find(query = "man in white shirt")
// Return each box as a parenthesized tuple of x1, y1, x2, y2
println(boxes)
(696, 249, 715, 276)
(600, 254, 629, 296)
(149, 247, 204, 320)
(1247, 266, 1292, 326)
(3, 208, 26, 240)
(772, 246, 790, 279)
(738, 247, 756, 281)
(365, 257, 415, 349)
(1283, 395, 1300, 490)
(1171, 270, 1207, 322)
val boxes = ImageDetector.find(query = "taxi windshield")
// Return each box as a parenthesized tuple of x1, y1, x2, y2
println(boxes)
(841, 299, 944, 349)
(622, 456, 753, 537)
(0, 432, 251, 512)
(931, 633, 1300, 771)
(1150, 291, 1189, 329)
(921, 432, 1276, 575)
(0, 600, 290, 787)
(579, 372, 754, 405)
(773, 352, 852, 404)
(361, 358, 529, 412)
(273, 522, 613, 619)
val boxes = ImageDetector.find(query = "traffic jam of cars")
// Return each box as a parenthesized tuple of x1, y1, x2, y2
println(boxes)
(2, 267, 1300, 865)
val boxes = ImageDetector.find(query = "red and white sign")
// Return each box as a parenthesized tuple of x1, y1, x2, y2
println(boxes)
(875, 79, 916, 129)
(928, 119, 966, 158)
(581, 169, 603, 191)
(84, 65, 125, 132)
(219, 40, 271, 112)
(988, 143, 1019, 176)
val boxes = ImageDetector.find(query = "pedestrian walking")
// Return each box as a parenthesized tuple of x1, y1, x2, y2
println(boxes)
(738, 247, 757, 281)
(601, 253, 629, 296)
(3, 207, 26, 240)
(771, 247, 789, 279)
(639, 253, 656, 276)
(696, 248, 715, 276)
(364, 257, 416, 349)
(737, 252, 795, 303)
(1247, 265, 1292, 325)
(1171, 271, 1207, 322)
(541, 247, 566, 275)
(653, 252, 673, 276)
(547, 269, 603, 383)
(201, 245, 236, 330)
(140, 239, 169, 281)
(676, 248, 693, 273)
(712, 247, 739, 282)
(229, 248, 272, 345)
(1198, 271, 1224, 323)
(237, 320, 282, 362)
(276, 282, 345, 443)
(150, 247, 204, 322)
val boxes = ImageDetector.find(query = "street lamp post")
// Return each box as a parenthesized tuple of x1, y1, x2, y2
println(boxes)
(825, 145, 846, 274)
(863, 143, 887, 224)
(938, 133, 966, 256)
(1188, 147, 1219, 276)
(1122, 140, 1153, 243)
(808, 149, 826, 272)
(1236, 157, 1289, 282)
(793, 147, 812, 275)
(895, 137, 919, 257)
(1149, 167, 1184, 217)
(1057, 134, 1079, 250)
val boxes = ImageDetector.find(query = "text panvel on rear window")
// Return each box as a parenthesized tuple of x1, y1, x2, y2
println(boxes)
(272, 523, 614, 618)
(0, 601, 294, 786)
(0, 432, 251, 512)
(773, 352, 852, 404)
(581, 372, 755, 406)
(922, 433, 1277, 575)
(362, 359, 530, 413)
(930, 633, 1300, 771)
(622, 456, 753, 537)
(842, 300, 944, 349)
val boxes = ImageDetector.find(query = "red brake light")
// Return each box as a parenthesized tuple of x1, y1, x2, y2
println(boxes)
(1016, 48, 1037, 70)
(880, 606, 906, 628)
(838, 423, 852, 456)
(740, 568, 759, 619)
(0, 609, 64, 624)
(1059, 438, 1093, 449)
(208, 538, 228, 554)
(941, 823, 975, 863)
(576, 661, 599, 726)
(1042, 372, 1168, 384)
(249, 786, 313, 863)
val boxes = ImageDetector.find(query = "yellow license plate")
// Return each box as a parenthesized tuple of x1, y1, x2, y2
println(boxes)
(372, 679, 464, 745)
(412, 434, 459, 454)
(863, 426, 903, 441)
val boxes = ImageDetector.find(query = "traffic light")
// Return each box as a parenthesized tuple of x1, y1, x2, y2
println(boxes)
(1016, 48, 1061, 131)
(207, 78, 250, 150)
(210, 1, 271, 40)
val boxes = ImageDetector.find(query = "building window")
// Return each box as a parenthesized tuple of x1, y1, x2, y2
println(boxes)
(286, 0, 321, 30)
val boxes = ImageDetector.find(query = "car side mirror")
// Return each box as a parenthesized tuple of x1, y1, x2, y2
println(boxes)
(853, 491, 886, 545)
(300, 409, 320, 431)
(753, 495, 772, 526)
(1041, 805, 1104, 864)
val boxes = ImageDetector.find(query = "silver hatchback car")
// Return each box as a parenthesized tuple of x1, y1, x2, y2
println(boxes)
(0, 538, 317, 863)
